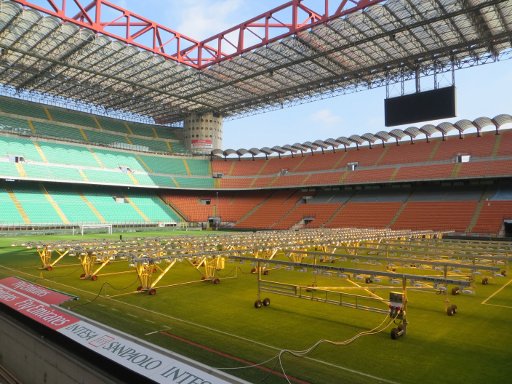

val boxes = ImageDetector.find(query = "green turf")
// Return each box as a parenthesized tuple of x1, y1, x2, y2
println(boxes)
(1, 231, 511, 384)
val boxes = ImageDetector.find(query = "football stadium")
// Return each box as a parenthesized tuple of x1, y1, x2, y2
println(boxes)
(0, 1, 512, 383)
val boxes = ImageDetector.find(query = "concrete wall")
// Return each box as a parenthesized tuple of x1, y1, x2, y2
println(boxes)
(0, 311, 120, 384)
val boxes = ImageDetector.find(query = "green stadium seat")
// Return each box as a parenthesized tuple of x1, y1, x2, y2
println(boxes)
(139, 155, 188, 175)
(174, 177, 214, 189)
(96, 116, 129, 134)
(24, 164, 83, 182)
(0, 161, 21, 178)
(37, 141, 98, 167)
(145, 175, 177, 187)
(48, 107, 97, 128)
(84, 169, 134, 185)
(186, 158, 210, 176)
(169, 141, 188, 154)
(0, 97, 48, 120)
(10, 185, 63, 224)
(127, 123, 155, 137)
(84, 192, 146, 223)
(84, 129, 129, 147)
(0, 186, 25, 224)
(131, 172, 158, 186)
(127, 194, 181, 223)
(92, 148, 145, 171)
(44, 186, 100, 224)
(154, 127, 179, 140)
(32, 121, 84, 142)
(128, 136, 171, 153)
(0, 136, 43, 162)
(0, 115, 32, 135)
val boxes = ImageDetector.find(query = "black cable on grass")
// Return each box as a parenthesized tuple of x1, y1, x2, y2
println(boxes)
(68, 278, 139, 310)
(37, 265, 83, 279)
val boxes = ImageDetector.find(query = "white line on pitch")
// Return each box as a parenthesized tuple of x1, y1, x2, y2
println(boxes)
(108, 297, 398, 384)
(145, 327, 171, 336)
(306, 357, 400, 384)
(0, 264, 400, 384)
(481, 278, 512, 304)
(482, 302, 512, 309)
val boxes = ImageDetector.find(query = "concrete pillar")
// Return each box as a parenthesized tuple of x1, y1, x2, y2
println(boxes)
(183, 112, 222, 154)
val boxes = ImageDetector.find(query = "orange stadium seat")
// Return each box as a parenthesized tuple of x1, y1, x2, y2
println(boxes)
(392, 201, 477, 232)
(325, 202, 402, 229)
(293, 151, 343, 172)
(472, 201, 512, 235)
(235, 190, 303, 229)
(394, 164, 455, 181)
(229, 159, 266, 176)
(431, 132, 497, 161)
(258, 156, 303, 175)
(378, 140, 436, 165)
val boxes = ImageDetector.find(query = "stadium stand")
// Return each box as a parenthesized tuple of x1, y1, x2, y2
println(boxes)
(292, 151, 344, 172)
(392, 201, 478, 232)
(0, 180, 181, 226)
(430, 132, 497, 161)
(302, 171, 346, 186)
(174, 176, 215, 189)
(0, 96, 48, 120)
(95, 116, 129, 134)
(48, 107, 97, 128)
(0, 96, 187, 156)
(229, 158, 267, 176)
(234, 190, 304, 229)
(138, 154, 188, 175)
(326, 202, 403, 229)
(393, 163, 456, 181)
(32, 120, 85, 142)
(1, 89, 512, 235)
(471, 187, 512, 235)
(154, 184, 512, 235)
(377, 139, 438, 165)
(91, 148, 146, 172)
(217, 177, 255, 189)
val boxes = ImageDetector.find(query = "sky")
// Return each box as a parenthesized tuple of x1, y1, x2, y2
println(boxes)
(109, 1, 511, 149)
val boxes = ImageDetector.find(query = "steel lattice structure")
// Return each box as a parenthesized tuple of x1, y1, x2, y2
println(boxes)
(0, 0, 511, 124)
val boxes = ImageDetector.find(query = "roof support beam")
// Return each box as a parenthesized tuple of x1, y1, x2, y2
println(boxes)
(12, 0, 386, 69)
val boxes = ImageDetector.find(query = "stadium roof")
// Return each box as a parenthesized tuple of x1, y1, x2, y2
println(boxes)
(211, 114, 512, 158)
(0, 0, 511, 124)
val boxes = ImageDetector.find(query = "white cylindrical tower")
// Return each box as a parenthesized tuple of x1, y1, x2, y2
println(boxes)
(183, 112, 223, 154)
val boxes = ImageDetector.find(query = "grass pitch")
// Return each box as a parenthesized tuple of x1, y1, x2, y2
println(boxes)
(1, 231, 512, 384)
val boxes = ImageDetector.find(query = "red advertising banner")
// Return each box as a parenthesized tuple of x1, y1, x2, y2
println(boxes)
(0, 277, 74, 305)
(0, 277, 79, 330)
(191, 139, 213, 149)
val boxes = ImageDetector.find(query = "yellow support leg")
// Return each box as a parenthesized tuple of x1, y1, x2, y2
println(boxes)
(37, 247, 69, 270)
(252, 248, 278, 275)
(134, 258, 177, 294)
(191, 256, 224, 283)
(92, 257, 113, 277)
(151, 259, 177, 288)
(37, 246, 52, 270)
(79, 252, 100, 280)
(50, 250, 69, 268)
